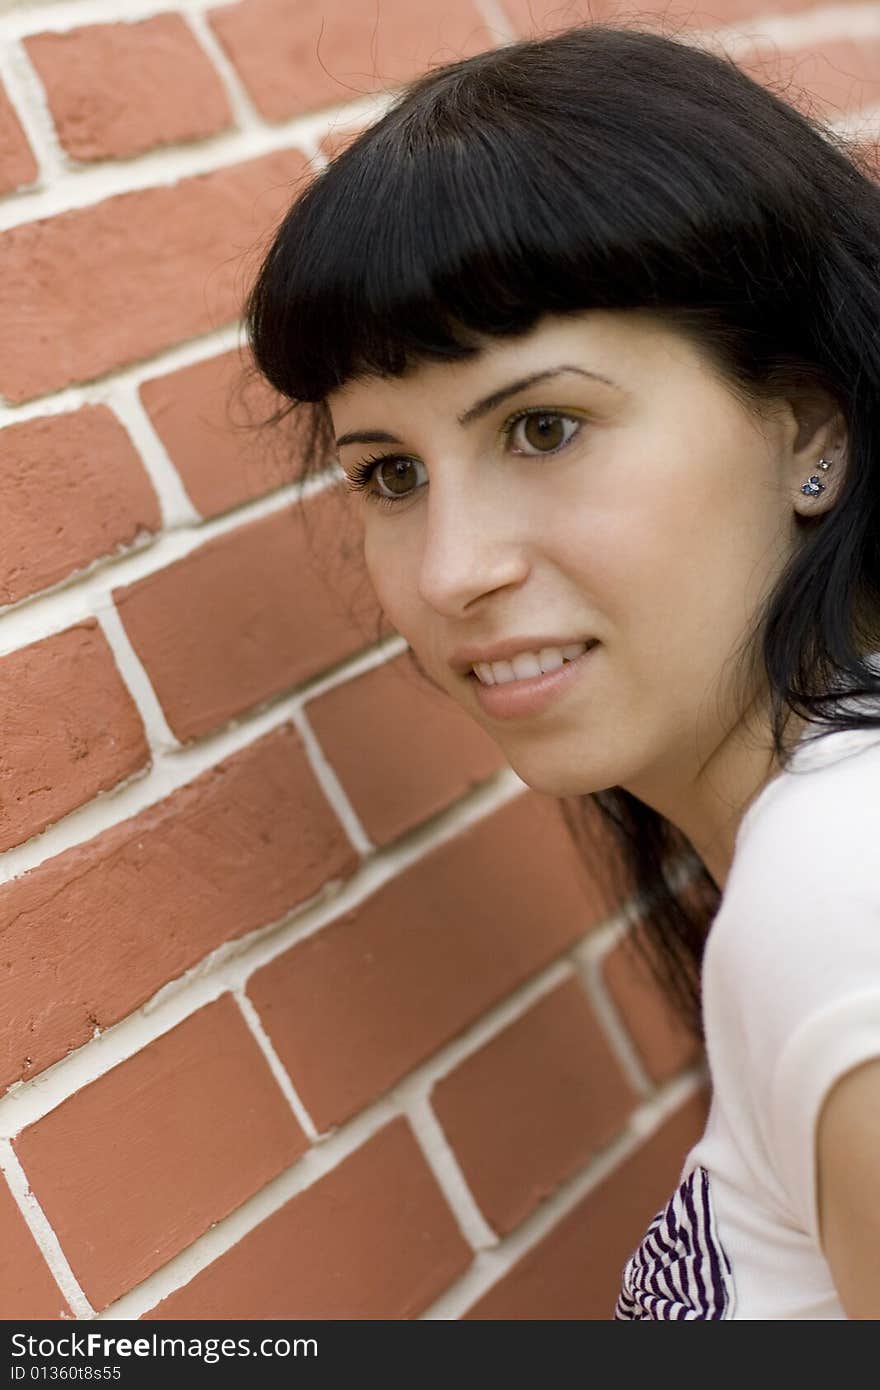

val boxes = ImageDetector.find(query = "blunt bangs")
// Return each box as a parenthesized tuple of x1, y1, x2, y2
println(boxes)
(245, 24, 845, 409)
(243, 20, 880, 1032)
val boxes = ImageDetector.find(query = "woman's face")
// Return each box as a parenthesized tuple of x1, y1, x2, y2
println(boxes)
(327, 310, 818, 822)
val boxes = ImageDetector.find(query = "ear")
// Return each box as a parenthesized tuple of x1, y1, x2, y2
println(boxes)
(785, 391, 848, 520)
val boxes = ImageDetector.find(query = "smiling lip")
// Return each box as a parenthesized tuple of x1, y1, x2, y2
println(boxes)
(449, 633, 596, 673)
(470, 641, 600, 720)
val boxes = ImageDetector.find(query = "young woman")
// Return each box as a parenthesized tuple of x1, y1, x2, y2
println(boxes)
(243, 22, 880, 1319)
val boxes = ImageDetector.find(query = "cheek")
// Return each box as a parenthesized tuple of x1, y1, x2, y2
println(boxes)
(594, 480, 778, 673)
(553, 494, 663, 617)
(363, 525, 419, 635)
(556, 479, 726, 671)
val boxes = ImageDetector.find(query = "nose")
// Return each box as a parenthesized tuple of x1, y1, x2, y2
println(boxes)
(416, 473, 530, 616)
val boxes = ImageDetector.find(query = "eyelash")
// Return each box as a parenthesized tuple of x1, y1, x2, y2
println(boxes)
(343, 407, 584, 510)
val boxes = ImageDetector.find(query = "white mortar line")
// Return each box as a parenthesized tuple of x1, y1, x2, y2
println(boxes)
(0, 859, 630, 1318)
(0, 36, 61, 183)
(709, 1, 880, 49)
(388, 958, 584, 1254)
(95, 605, 181, 757)
(572, 851, 707, 1096)
(0, 0, 859, 1325)
(418, 1066, 706, 1319)
(0, 0, 848, 33)
(0, 13, 868, 406)
(0, 3, 874, 238)
(0, 628, 408, 883)
(88, 950, 627, 1319)
(0, 876, 353, 1137)
(91, 1090, 410, 1321)
(0, 320, 246, 428)
(187, 4, 344, 172)
(299, 630, 410, 695)
(0, 766, 527, 1135)
(471, 0, 518, 45)
(0, 528, 161, 639)
(0, 1, 205, 40)
(232, 989, 320, 1145)
(574, 914, 656, 1102)
(185, 4, 267, 134)
(0, 11, 869, 405)
(0, 1138, 94, 1320)
(0, 460, 336, 643)
(288, 705, 374, 859)
(0, 81, 390, 233)
(397, 957, 578, 1101)
(110, 382, 201, 530)
(404, 1096, 499, 1252)
(3, 0, 878, 43)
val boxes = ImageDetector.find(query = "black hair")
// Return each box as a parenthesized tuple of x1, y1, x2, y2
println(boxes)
(243, 19, 880, 1035)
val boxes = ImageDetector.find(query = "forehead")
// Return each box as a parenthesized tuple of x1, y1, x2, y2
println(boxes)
(326, 309, 711, 421)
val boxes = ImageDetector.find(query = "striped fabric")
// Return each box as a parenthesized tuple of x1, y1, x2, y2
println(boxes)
(615, 1165, 735, 1319)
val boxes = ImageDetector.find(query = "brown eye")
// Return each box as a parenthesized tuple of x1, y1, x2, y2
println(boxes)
(509, 411, 581, 455)
(377, 458, 421, 496)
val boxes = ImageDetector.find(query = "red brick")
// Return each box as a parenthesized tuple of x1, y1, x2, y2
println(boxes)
(209, 0, 496, 124)
(0, 406, 161, 606)
(0, 81, 38, 193)
(305, 650, 507, 845)
(423, 0, 880, 129)
(431, 978, 636, 1235)
(139, 348, 299, 519)
(739, 36, 880, 120)
(13, 996, 308, 1311)
(145, 1117, 471, 1318)
(25, 16, 233, 163)
(0, 722, 356, 1092)
(0, 148, 308, 404)
(0, 621, 150, 853)
(501, 0, 875, 36)
(0, 1180, 70, 1319)
(319, 121, 371, 162)
(464, 1088, 709, 1319)
(246, 792, 608, 1131)
(503, 0, 880, 83)
(114, 486, 387, 742)
(602, 933, 702, 1084)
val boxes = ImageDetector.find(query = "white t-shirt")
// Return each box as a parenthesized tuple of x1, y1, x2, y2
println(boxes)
(615, 694, 880, 1319)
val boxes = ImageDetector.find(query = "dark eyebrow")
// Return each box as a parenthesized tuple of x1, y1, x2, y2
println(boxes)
(333, 365, 618, 448)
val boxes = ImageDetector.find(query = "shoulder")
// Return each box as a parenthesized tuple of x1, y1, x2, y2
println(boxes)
(706, 729, 880, 1022)
(817, 1055, 880, 1317)
(724, 726, 880, 930)
(703, 723, 880, 1113)
(704, 762, 880, 1093)
(702, 727, 880, 1239)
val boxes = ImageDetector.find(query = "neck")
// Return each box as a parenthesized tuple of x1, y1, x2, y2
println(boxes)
(622, 698, 808, 893)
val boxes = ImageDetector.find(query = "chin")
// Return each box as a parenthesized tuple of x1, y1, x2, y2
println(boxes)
(503, 752, 609, 800)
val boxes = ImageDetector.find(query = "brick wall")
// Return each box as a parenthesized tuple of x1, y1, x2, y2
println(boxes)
(0, 0, 874, 1321)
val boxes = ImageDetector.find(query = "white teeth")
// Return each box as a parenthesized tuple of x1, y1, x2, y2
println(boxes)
(472, 641, 592, 685)
(537, 647, 564, 674)
(511, 652, 542, 680)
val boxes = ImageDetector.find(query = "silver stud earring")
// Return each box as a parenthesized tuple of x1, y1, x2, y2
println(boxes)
(801, 455, 834, 497)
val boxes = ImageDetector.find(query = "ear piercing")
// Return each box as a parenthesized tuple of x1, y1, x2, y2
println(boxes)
(801, 456, 834, 497)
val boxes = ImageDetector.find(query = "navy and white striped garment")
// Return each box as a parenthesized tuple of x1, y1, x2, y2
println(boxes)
(615, 1165, 735, 1319)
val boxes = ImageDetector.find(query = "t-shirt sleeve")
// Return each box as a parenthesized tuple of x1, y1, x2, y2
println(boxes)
(708, 760, 880, 1246)
(769, 987, 880, 1244)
